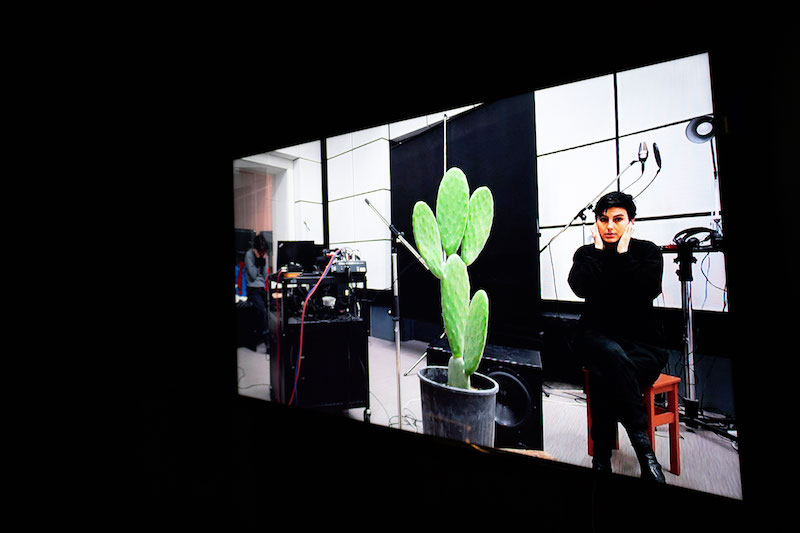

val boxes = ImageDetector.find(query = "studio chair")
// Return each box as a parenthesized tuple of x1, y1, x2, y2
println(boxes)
(583, 369, 682, 475)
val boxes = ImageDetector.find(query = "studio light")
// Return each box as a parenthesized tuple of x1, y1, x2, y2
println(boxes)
(686, 115, 715, 143)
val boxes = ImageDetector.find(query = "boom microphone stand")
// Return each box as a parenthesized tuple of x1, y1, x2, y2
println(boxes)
(364, 198, 429, 430)
(539, 158, 640, 254)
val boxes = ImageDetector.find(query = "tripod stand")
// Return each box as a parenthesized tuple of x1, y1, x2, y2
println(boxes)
(664, 232, 736, 443)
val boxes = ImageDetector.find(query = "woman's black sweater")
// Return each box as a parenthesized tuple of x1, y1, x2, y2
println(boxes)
(567, 238, 664, 344)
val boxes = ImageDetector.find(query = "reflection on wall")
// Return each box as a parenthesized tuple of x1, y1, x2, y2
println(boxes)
(233, 165, 273, 234)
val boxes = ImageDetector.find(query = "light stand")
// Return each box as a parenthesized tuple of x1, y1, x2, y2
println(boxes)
(663, 232, 736, 442)
(364, 198, 429, 430)
(664, 116, 736, 441)
(674, 241, 699, 424)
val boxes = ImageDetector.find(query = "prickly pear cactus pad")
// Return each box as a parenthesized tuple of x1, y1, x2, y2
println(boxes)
(436, 167, 470, 257)
(463, 289, 489, 376)
(441, 254, 469, 360)
(461, 186, 493, 266)
(412, 201, 445, 279)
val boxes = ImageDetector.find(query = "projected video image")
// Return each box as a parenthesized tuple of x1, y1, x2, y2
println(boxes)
(233, 52, 741, 500)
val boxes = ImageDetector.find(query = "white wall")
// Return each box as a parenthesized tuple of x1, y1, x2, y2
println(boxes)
(325, 105, 477, 291)
(242, 140, 323, 272)
(536, 52, 727, 312)
(244, 105, 477, 290)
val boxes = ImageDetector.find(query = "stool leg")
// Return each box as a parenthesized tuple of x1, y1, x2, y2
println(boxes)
(668, 384, 681, 475)
(645, 388, 656, 451)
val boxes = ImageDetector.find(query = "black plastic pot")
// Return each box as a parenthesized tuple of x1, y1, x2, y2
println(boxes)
(418, 366, 499, 447)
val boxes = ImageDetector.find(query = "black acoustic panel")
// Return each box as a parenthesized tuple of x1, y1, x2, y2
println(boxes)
(425, 336, 543, 450)
(390, 93, 540, 348)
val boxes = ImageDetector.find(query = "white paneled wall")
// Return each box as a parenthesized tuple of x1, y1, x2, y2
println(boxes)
(325, 105, 478, 291)
(276, 141, 324, 246)
(535, 52, 726, 312)
(247, 105, 479, 291)
(244, 141, 324, 273)
(326, 126, 392, 291)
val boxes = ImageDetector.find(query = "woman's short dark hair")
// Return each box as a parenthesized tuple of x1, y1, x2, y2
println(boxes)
(253, 233, 268, 254)
(594, 191, 637, 220)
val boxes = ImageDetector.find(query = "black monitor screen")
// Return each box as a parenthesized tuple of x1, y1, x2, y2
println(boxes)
(276, 241, 325, 272)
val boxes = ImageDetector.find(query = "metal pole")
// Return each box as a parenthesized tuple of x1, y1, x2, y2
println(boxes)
(391, 250, 403, 429)
(443, 114, 447, 173)
(675, 243, 699, 426)
(681, 279, 697, 403)
(540, 160, 638, 254)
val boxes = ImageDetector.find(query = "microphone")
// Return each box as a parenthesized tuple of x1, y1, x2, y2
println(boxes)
(638, 141, 649, 174)
(632, 142, 663, 200)
(653, 142, 661, 169)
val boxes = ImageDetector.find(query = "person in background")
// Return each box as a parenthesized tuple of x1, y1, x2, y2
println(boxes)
(245, 233, 269, 349)
(568, 191, 668, 483)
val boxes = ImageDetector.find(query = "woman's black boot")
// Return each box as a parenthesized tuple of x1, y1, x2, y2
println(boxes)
(629, 431, 666, 483)
(592, 453, 612, 474)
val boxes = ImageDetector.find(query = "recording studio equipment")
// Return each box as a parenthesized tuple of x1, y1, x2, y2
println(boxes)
(629, 142, 663, 199)
(234, 228, 256, 264)
(268, 309, 369, 414)
(330, 260, 367, 275)
(661, 226, 727, 436)
(269, 258, 367, 321)
(638, 141, 649, 173)
(653, 142, 662, 169)
(364, 196, 428, 429)
(267, 254, 371, 418)
(540, 145, 646, 254)
(425, 336, 544, 450)
(686, 115, 715, 144)
(235, 299, 260, 350)
(277, 240, 327, 273)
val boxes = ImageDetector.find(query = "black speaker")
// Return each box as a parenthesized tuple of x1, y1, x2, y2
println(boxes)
(269, 314, 369, 412)
(235, 228, 256, 264)
(426, 337, 543, 450)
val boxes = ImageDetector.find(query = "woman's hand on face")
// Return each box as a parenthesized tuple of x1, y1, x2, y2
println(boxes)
(591, 222, 604, 250)
(617, 221, 635, 254)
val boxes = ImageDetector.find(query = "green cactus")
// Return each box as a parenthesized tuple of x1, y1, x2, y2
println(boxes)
(461, 187, 494, 266)
(463, 288, 489, 376)
(411, 167, 494, 389)
(436, 167, 470, 256)
(412, 201, 445, 280)
(441, 254, 469, 360)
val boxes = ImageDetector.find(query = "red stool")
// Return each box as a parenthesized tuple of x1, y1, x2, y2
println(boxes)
(583, 369, 681, 475)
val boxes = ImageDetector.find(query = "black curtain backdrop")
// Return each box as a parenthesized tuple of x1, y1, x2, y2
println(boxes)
(389, 93, 540, 349)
